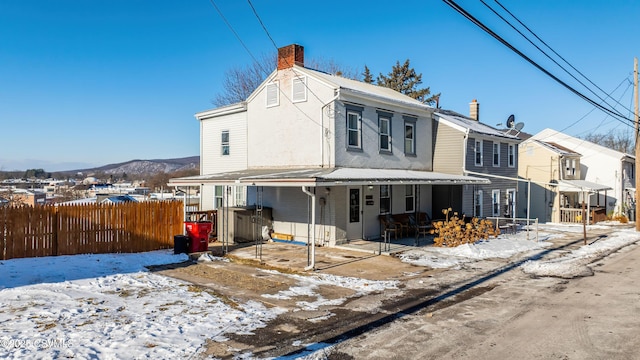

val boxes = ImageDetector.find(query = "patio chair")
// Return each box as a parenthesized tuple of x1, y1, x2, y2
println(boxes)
(380, 214, 401, 240)
(409, 214, 432, 238)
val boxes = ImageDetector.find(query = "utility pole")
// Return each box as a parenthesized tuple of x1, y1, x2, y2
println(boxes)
(635, 57, 639, 231)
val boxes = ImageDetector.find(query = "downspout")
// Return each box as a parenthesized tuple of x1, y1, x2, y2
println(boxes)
(302, 186, 316, 271)
(321, 92, 340, 168)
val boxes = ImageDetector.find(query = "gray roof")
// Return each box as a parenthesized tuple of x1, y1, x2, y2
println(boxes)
(169, 167, 490, 187)
(435, 110, 520, 140)
(299, 66, 433, 112)
(558, 180, 612, 193)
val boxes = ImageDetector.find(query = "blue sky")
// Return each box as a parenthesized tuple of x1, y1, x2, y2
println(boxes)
(1, 1, 638, 172)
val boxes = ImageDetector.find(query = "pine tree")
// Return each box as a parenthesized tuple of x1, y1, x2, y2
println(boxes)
(362, 65, 374, 84)
(376, 59, 440, 105)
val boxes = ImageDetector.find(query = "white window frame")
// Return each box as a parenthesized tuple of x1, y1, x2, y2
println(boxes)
(379, 116, 391, 153)
(266, 81, 279, 107)
(234, 187, 246, 207)
(379, 185, 391, 215)
(221, 130, 230, 156)
(475, 139, 483, 166)
(214, 186, 223, 209)
(347, 110, 362, 149)
(474, 189, 483, 217)
(493, 142, 500, 167)
(405, 185, 415, 213)
(491, 189, 500, 217)
(404, 121, 416, 156)
(508, 143, 515, 168)
(292, 76, 307, 102)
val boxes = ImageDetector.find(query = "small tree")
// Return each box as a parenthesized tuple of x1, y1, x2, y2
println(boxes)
(376, 59, 440, 105)
(362, 65, 374, 84)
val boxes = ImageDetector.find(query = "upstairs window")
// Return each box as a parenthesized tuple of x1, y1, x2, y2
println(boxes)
(404, 116, 416, 156)
(378, 110, 392, 153)
(266, 81, 279, 107)
(221, 130, 230, 156)
(474, 139, 483, 166)
(493, 142, 500, 167)
(508, 144, 515, 167)
(346, 104, 364, 150)
(292, 76, 307, 102)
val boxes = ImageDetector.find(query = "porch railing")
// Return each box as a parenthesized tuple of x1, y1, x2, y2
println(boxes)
(559, 208, 584, 224)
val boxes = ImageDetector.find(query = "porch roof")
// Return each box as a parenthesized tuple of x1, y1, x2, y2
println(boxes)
(558, 180, 612, 193)
(168, 167, 491, 187)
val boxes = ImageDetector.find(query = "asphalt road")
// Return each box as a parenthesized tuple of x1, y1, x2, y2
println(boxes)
(331, 240, 640, 360)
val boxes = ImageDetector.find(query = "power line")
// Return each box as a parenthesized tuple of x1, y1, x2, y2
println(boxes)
(481, 0, 630, 118)
(491, 0, 632, 115)
(442, 0, 634, 127)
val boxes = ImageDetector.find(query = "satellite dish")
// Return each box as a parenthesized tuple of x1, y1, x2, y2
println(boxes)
(515, 122, 525, 131)
(506, 114, 515, 129)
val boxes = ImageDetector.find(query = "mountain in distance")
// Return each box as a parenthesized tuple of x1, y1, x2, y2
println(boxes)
(74, 156, 199, 176)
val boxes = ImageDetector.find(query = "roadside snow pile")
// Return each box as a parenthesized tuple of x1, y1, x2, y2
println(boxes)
(262, 270, 399, 311)
(398, 232, 553, 269)
(0, 251, 285, 359)
(521, 229, 640, 278)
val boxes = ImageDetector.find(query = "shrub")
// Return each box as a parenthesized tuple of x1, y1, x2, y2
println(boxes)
(430, 208, 500, 247)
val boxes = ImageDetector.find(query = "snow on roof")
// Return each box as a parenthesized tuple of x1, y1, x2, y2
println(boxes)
(532, 128, 635, 160)
(435, 110, 520, 140)
(528, 139, 581, 156)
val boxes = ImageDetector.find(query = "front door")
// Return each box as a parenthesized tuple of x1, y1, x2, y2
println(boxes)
(346, 186, 362, 240)
(506, 189, 516, 218)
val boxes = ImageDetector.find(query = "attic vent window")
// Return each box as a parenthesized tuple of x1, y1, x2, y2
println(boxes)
(266, 81, 279, 107)
(292, 76, 307, 102)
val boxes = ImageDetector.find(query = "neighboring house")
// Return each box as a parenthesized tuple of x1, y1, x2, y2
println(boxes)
(518, 138, 611, 223)
(9, 189, 47, 206)
(529, 128, 634, 218)
(432, 103, 522, 220)
(98, 194, 138, 204)
(170, 44, 488, 246)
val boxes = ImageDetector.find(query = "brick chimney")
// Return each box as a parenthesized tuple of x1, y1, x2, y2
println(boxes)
(469, 99, 480, 121)
(277, 44, 304, 70)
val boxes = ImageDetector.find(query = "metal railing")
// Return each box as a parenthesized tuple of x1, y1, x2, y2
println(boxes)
(485, 216, 539, 241)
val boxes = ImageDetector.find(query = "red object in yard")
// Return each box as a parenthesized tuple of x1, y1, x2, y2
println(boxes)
(184, 221, 213, 253)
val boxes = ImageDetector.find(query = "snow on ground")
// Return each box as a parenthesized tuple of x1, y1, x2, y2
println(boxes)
(2, 222, 640, 359)
(521, 228, 640, 278)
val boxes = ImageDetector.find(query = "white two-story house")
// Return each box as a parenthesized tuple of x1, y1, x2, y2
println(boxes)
(170, 44, 488, 246)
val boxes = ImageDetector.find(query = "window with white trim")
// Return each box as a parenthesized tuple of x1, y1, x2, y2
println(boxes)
(474, 189, 483, 217)
(380, 185, 391, 214)
(405, 185, 415, 212)
(493, 142, 500, 167)
(292, 76, 307, 102)
(347, 110, 362, 149)
(266, 81, 279, 107)
(378, 112, 392, 153)
(214, 186, 223, 208)
(404, 117, 416, 156)
(474, 139, 483, 166)
(234, 187, 246, 207)
(508, 143, 515, 167)
(221, 130, 229, 156)
(492, 189, 500, 217)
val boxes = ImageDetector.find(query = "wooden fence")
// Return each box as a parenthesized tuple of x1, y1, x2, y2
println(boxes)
(0, 201, 184, 260)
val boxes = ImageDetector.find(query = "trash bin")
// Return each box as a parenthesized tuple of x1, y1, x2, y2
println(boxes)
(173, 235, 190, 255)
(184, 221, 213, 253)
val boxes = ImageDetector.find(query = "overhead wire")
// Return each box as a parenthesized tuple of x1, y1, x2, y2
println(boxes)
(480, 0, 630, 118)
(441, 0, 634, 127)
(491, 0, 632, 114)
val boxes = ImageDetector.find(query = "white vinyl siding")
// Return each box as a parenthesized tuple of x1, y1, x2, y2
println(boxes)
(292, 76, 307, 102)
(266, 81, 279, 107)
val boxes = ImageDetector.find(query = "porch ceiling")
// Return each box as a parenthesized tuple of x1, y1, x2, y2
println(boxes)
(168, 167, 491, 187)
(558, 180, 612, 193)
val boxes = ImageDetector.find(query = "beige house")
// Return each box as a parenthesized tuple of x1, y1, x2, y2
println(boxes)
(518, 139, 610, 223)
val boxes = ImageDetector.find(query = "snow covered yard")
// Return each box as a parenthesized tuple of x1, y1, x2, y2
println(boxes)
(1, 222, 639, 359)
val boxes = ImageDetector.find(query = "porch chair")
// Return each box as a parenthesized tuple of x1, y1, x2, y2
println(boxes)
(380, 214, 401, 240)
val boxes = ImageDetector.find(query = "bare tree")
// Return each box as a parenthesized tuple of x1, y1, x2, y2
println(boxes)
(581, 130, 634, 154)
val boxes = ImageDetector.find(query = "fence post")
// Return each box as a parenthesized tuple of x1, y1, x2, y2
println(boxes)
(53, 207, 59, 256)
